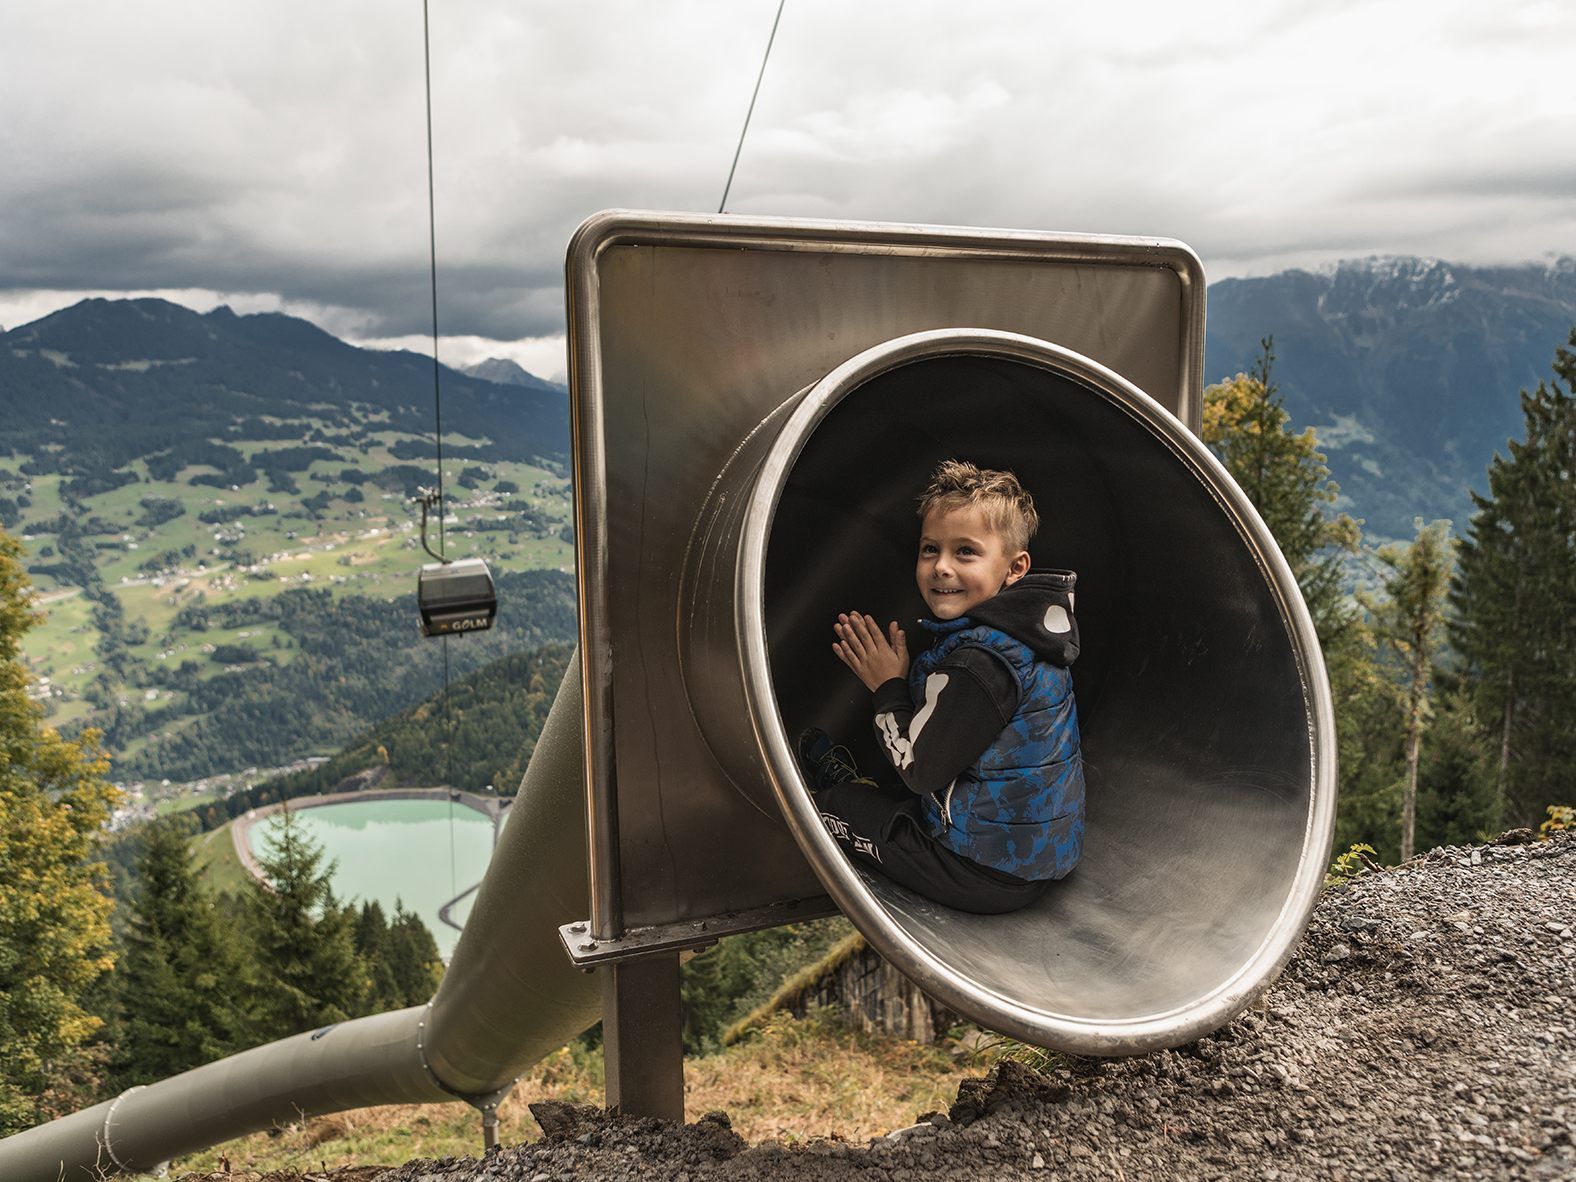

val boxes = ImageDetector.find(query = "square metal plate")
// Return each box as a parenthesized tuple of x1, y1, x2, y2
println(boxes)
(565, 210, 1204, 940)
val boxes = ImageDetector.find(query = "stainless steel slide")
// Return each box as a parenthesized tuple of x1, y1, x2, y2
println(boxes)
(2, 213, 1337, 1177)
(685, 330, 1337, 1056)
(0, 651, 600, 1181)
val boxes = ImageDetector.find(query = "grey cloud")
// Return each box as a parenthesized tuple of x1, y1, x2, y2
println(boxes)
(1371, 166, 1576, 203)
(2, 0, 1573, 342)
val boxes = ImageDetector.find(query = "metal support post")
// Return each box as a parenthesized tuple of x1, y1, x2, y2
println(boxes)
(457, 1079, 516, 1156)
(601, 952, 685, 1121)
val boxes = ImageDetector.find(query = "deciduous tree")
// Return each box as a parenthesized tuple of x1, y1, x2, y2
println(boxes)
(1370, 520, 1455, 861)
(1206, 340, 1397, 857)
(1203, 337, 1360, 643)
(0, 529, 120, 1134)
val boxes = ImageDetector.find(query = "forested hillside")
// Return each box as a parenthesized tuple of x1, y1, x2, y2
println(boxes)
(0, 298, 577, 783)
(5, 271, 1574, 787)
(238, 642, 574, 812)
(1206, 257, 1576, 538)
(105, 570, 576, 782)
(1201, 331, 1576, 853)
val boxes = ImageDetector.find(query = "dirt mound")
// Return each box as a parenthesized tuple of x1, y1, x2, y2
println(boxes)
(179, 1170, 387, 1182)
(224, 831, 1576, 1181)
(372, 1104, 745, 1182)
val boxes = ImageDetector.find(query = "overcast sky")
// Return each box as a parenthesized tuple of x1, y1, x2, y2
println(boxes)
(3, 0, 1572, 381)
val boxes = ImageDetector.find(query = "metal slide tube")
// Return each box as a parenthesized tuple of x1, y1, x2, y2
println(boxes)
(0, 1008, 444, 1179)
(0, 652, 598, 1181)
(684, 328, 1338, 1056)
(423, 648, 603, 1093)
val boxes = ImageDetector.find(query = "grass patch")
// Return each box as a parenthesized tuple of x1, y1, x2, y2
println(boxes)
(41, 696, 96, 729)
(15, 472, 66, 528)
(689, 1008, 968, 1144)
(171, 1010, 973, 1175)
(151, 782, 225, 817)
(191, 821, 254, 897)
(23, 591, 98, 699)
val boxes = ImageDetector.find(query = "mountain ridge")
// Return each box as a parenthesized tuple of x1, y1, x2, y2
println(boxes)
(461, 356, 565, 391)
(6, 257, 1575, 539)
(0, 297, 569, 479)
(1204, 256, 1576, 537)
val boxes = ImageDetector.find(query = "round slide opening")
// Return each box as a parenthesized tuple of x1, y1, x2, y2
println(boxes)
(740, 329, 1336, 1054)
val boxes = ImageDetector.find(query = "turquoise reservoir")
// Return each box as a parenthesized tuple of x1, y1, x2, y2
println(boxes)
(248, 798, 497, 959)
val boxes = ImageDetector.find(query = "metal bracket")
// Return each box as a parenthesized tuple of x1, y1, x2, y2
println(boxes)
(466, 1080, 518, 1153)
(415, 1001, 519, 1151)
(559, 894, 838, 967)
(98, 1085, 145, 1174)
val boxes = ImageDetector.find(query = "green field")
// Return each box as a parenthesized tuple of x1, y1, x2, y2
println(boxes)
(152, 781, 225, 816)
(191, 820, 254, 896)
(10, 418, 574, 759)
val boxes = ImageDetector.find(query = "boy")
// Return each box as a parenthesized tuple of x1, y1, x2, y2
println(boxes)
(797, 460, 1084, 914)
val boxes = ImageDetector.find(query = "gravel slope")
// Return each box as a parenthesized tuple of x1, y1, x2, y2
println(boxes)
(254, 830, 1576, 1182)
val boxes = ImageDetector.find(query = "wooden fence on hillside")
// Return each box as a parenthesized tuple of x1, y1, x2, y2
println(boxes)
(728, 934, 961, 1045)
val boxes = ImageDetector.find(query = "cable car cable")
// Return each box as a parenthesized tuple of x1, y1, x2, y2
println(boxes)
(422, 0, 458, 902)
(422, 0, 446, 560)
(718, 0, 785, 214)
(411, 0, 497, 640)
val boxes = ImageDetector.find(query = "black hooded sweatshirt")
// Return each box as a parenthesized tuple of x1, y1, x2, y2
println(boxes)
(868, 569, 1080, 797)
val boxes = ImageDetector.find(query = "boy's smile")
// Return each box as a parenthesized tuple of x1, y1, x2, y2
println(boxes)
(916, 504, 1030, 621)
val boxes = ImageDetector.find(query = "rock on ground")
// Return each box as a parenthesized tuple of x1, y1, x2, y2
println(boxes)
(299, 832, 1576, 1181)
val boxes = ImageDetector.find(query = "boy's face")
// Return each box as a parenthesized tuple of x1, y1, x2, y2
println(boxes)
(916, 504, 1030, 621)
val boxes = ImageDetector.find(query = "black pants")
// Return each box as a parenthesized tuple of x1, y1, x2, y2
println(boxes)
(813, 778, 1050, 915)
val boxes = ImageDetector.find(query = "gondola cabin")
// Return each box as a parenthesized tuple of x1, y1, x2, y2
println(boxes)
(417, 557, 497, 636)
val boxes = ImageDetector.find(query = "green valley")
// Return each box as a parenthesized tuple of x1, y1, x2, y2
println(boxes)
(1, 298, 577, 786)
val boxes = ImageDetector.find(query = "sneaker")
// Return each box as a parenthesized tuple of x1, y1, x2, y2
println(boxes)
(795, 727, 866, 794)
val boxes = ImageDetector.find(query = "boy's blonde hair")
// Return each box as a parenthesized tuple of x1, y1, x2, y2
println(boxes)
(916, 460, 1039, 554)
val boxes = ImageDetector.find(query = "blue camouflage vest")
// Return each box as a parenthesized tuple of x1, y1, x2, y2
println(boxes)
(911, 619, 1084, 881)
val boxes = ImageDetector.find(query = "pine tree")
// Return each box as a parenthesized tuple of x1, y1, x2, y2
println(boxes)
(0, 529, 121, 1134)
(1327, 614, 1406, 861)
(112, 818, 254, 1085)
(1452, 328, 1576, 825)
(1415, 681, 1498, 850)
(1202, 337, 1361, 643)
(353, 900, 400, 1012)
(381, 901, 443, 1007)
(242, 808, 369, 1040)
(1370, 520, 1455, 861)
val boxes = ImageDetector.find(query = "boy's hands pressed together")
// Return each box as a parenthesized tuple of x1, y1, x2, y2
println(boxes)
(833, 612, 909, 692)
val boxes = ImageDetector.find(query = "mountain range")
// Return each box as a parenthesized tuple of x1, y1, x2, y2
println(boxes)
(0, 298, 568, 485)
(459, 357, 559, 389)
(1205, 256, 1576, 539)
(3, 256, 1574, 542)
